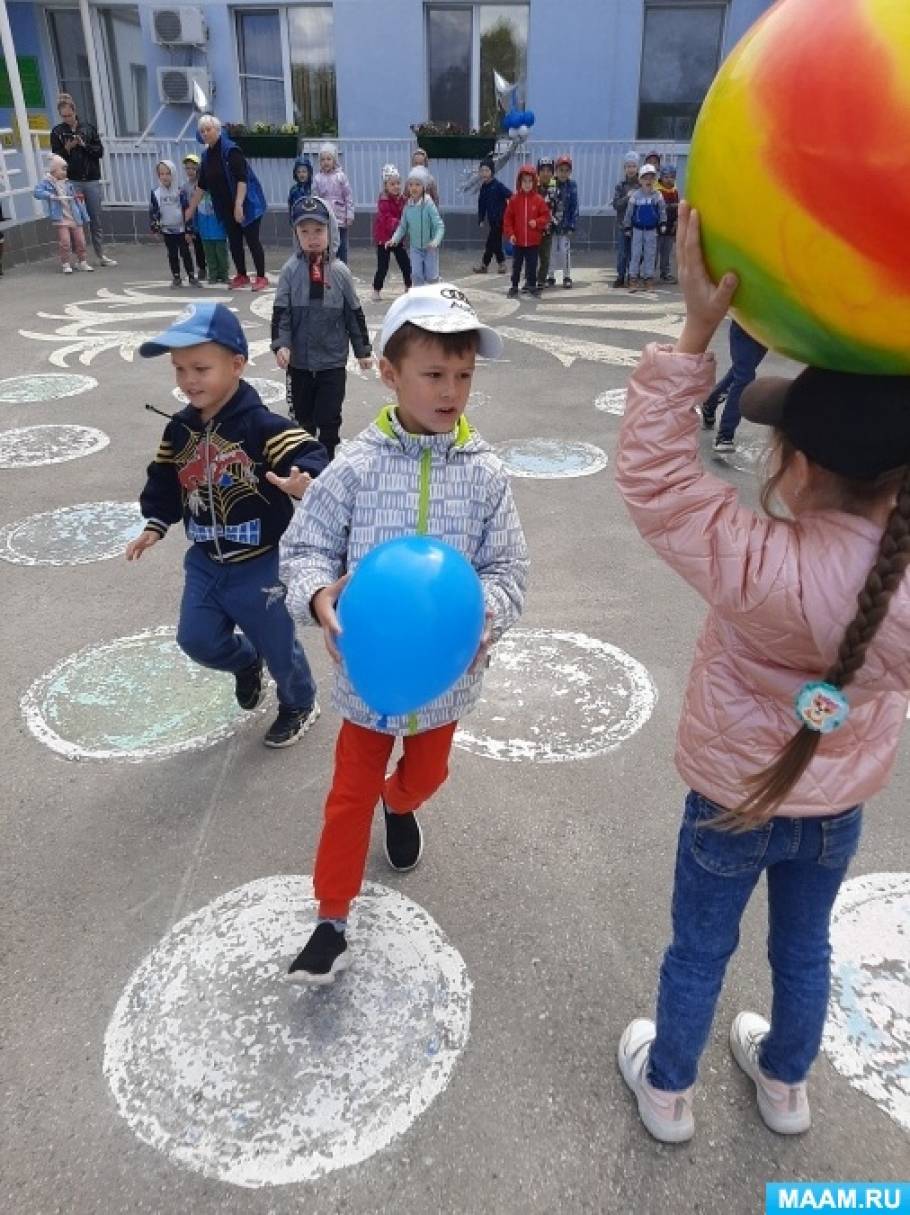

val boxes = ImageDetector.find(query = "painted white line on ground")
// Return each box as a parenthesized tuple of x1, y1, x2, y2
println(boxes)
(455, 628, 657, 762)
(823, 872, 909, 1131)
(103, 875, 472, 1187)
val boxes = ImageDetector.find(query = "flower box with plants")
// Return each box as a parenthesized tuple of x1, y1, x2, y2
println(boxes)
(410, 122, 497, 159)
(225, 120, 339, 158)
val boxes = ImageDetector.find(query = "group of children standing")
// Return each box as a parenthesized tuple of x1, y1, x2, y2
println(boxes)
(612, 149, 679, 289)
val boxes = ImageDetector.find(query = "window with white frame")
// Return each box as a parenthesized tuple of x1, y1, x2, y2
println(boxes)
(638, 0, 728, 139)
(98, 5, 148, 137)
(234, 5, 337, 132)
(426, 3, 529, 131)
(46, 7, 96, 127)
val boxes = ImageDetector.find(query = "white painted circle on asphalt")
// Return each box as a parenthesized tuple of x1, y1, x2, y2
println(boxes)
(0, 501, 144, 566)
(0, 373, 98, 403)
(594, 388, 627, 416)
(0, 424, 109, 468)
(494, 439, 608, 479)
(455, 628, 657, 762)
(21, 625, 266, 760)
(104, 875, 472, 1187)
(173, 378, 286, 408)
(823, 872, 909, 1131)
(467, 390, 489, 410)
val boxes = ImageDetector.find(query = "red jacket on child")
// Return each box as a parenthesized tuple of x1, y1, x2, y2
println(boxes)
(373, 193, 407, 245)
(503, 167, 551, 248)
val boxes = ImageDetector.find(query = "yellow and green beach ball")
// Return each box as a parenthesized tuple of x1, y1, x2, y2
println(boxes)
(687, 0, 910, 373)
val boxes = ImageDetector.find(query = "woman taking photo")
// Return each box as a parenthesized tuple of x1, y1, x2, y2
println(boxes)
(185, 115, 269, 291)
(50, 92, 117, 267)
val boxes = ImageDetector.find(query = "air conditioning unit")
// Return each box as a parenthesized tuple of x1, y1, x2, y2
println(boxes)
(152, 8, 207, 46)
(157, 66, 210, 106)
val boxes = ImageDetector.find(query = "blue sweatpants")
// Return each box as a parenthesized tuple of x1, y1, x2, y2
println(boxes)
(177, 544, 316, 712)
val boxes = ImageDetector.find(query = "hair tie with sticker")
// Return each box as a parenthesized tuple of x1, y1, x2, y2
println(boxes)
(794, 681, 849, 734)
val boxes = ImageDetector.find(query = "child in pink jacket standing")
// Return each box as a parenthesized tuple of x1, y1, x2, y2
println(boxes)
(313, 142, 354, 265)
(371, 164, 411, 301)
(615, 203, 910, 1145)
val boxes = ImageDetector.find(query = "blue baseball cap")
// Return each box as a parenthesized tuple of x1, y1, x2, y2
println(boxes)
(291, 194, 331, 228)
(139, 303, 249, 358)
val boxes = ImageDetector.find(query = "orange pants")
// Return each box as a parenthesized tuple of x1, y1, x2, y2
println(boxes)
(315, 719, 458, 919)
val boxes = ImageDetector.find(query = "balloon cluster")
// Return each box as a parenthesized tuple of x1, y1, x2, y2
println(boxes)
(503, 108, 536, 141)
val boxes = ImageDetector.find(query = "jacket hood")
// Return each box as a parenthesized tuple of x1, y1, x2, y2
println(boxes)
(292, 197, 341, 259)
(156, 159, 179, 182)
(363, 405, 490, 457)
(515, 163, 537, 190)
(173, 379, 265, 432)
(292, 154, 313, 182)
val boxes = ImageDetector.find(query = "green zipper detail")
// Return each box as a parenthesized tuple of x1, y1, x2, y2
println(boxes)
(417, 447, 431, 536)
(407, 711, 418, 735)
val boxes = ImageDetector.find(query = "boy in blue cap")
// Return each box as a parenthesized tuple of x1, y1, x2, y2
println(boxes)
(126, 302, 329, 747)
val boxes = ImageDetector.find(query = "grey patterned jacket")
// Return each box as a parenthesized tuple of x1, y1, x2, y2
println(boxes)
(280, 406, 529, 735)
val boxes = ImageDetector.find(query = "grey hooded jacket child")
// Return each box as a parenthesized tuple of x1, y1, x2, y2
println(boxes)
(271, 207, 370, 371)
(280, 405, 529, 735)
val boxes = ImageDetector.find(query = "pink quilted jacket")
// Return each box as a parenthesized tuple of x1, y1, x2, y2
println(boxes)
(616, 343, 910, 816)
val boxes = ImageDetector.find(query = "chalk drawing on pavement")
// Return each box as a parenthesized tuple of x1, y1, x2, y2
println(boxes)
(494, 438, 607, 479)
(103, 875, 472, 1187)
(0, 501, 143, 566)
(455, 628, 657, 762)
(0, 373, 97, 403)
(0, 424, 109, 468)
(823, 872, 910, 1132)
(21, 625, 266, 760)
(594, 388, 627, 416)
(173, 378, 286, 408)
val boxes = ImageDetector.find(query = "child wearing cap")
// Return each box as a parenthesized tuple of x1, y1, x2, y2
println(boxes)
(279, 283, 529, 983)
(126, 302, 329, 747)
(657, 164, 680, 283)
(150, 160, 199, 289)
(473, 155, 511, 275)
(386, 168, 445, 287)
(552, 155, 579, 288)
(372, 164, 411, 301)
(272, 195, 373, 459)
(503, 163, 551, 298)
(313, 143, 354, 265)
(535, 157, 559, 289)
(615, 203, 910, 1144)
(623, 164, 667, 291)
(288, 153, 314, 220)
(611, 151, 640, 287)
(181, 154, 208, 284)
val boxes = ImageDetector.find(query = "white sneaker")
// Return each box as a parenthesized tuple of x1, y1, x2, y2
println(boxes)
(76, 260, 94, 272)
(62, 264, 74, 274)
(99, 255, 118, 267)
(730, 1012, 811, 1134)
(618, 1019, 695, 1143)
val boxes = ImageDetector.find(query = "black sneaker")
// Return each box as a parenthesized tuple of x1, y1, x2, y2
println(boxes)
(189, 275, 202, 288)
(531, 287, 543, 298)
(546, 275, 556, 286)
(507, 286, 519, 298)
(714, 436, 736, 453)
(520, 283, 531, 293)
(383, 804, 424, 871)
(171, 275, 182, 288)
(264, 702, 320, 748)
(563, 276, 573, 289)
(235, 658, 264, 710)
(700, 406, 717, 430)
(286, 922, 350, 985)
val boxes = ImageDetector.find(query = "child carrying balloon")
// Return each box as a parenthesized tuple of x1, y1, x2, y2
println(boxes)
(614, 203, 910, 1143)
(280, 284, 529, 983)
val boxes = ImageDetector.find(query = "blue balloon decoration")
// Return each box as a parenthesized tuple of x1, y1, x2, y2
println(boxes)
(524, 109, 535, 127)
(503, 239, 515, 255)
(337, 536, 485, 718)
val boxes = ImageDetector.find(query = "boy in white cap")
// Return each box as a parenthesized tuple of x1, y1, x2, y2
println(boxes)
(280, 284, 529, 983)
(623, 163, 667, 291)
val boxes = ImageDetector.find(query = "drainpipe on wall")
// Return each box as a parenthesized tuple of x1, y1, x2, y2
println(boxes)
(0, 0, 42, 216)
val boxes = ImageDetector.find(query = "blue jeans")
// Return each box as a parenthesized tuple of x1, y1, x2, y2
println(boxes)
(702, 320, 768, 441)
(177, 544, 316, 711)
(616, 222, 631, 280)
(648, 791, 862, 1092)
(410, 246, 439, 285)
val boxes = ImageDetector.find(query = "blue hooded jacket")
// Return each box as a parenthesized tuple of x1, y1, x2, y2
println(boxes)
(200, 133, 266, 228)
(288, 154, 314, 218)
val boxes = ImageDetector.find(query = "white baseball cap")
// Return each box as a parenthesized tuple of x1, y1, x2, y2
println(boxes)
(639, 163, 658, 177)
(377, 283, 504, 358)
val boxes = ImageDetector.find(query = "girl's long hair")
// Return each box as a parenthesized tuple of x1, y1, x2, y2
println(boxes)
(715, 436, 910, 832)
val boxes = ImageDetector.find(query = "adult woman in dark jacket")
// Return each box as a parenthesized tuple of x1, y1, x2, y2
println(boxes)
(50, 92, 116, 266)
(185, 114, 268, 291)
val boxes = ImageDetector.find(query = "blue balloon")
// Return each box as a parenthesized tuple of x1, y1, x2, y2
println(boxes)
(503, 239, 515, 256)
(337, 537, 485, 718)
(524, 109, 535, 127)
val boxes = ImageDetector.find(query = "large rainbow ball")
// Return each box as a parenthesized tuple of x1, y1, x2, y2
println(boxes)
(687, 0, 910, 374)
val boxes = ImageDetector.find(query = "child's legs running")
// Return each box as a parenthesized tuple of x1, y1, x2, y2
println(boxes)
(392, 243, 412, 287)
(176, 545, 258, 673)
(384, 722, 458, 814)
(761, 807, 863, 1085)
(373, 244, 390, 291)
(312, 367, 346, 459)
(648, 791, 771, 1091)
(315, 721, 396, 918)
(224, 549, 317, 711)
(717, 324, 769, 441)
(483, 221, 503, 267)
(641, 229, 658, 280)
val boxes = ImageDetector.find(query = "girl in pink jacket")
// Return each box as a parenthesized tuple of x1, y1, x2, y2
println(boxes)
(615, 204, 910, 1145)
(313, 142, 355, 266)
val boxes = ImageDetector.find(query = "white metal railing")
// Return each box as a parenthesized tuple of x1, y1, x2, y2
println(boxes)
(101, 137, 691, 215)
(0, 130, 47, 221)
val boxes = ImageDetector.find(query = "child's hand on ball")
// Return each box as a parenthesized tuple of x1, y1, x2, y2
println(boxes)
(312, 575, 350, 664)
(675, 203, 738, 355)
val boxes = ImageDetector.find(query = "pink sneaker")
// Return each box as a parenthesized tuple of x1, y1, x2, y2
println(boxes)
(228, 273, 250, 289)
(730, 1013, 811, 1134)
(251, 275, 270, 292)
(618, 1019, 695, 1143)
